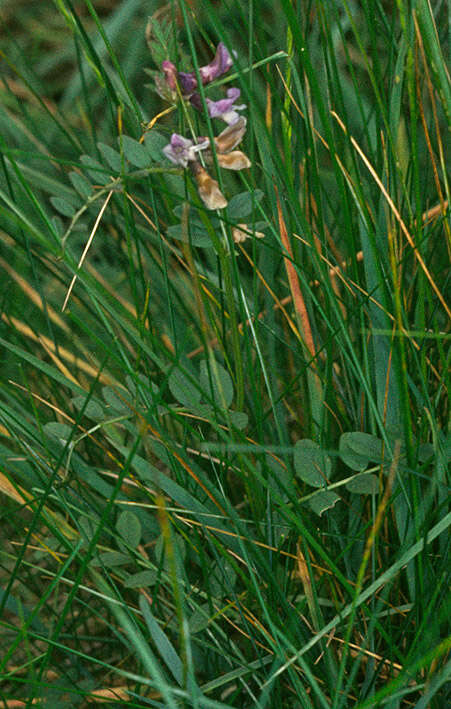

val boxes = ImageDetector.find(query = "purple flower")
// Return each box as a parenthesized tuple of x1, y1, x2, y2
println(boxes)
(177, 72, 198, 96)
(206, 88, 246, 124)
(162, 61, 197, 95)
(190, 88, 245, 125)
(163, 134, 209, 167)
(162, 60, 177, 90)
(198, 42, 235, 84)
(162, 43, 235, 97)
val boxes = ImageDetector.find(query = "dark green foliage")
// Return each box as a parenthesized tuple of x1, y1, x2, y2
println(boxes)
(0, 1, 449, 707)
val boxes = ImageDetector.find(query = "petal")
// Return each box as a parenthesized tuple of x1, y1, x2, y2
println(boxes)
(232, 224, 265, 243)
(163, 144, 188, 167)
(219, 109, 243, 125)
(207, 96, 237, 117)
(191, 162, 227, 209)
(226, 87, 241, 101)
(161, 62, 198, 96)
(163, 134, 194, 167)
(190, 138, 210, 156)
(217, 151, 251, 170)
(171, 134, 192, 148)
(215, 117, 247, 152)
(163, 133, 210, 167)
(163, 145, 179, 165)
(199, 42, 234, 84)
(206, 87, 242, 116)
(177, 71, 198, 95)
(191, 88, 245, 124)
(162, 60, 177, 90)
(189, 92, 203, 111)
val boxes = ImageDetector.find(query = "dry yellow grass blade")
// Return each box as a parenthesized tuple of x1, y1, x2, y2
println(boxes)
(296, 541, 319, 631)
(62, 189, 113, 312)
(2, 315, 112, 385)
(140, 106, 176, 139)
(292, 234, 442, 382)
(0, 255, 69, 334)
(331, 110, 451, 322)
(238, 245, 302, 341)
(0, 466, 78, 541)
(277, 63, 450, 322)
(275, 186, 317, 361)
(414, 13, 451, 249)
(88, 686, 130, 703)
(0, 470, 29, 505)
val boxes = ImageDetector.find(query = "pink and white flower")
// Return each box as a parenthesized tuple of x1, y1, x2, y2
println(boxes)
(162, 134, 209, 167)
(190, 88, 246, 125)
(162, 43, 235, 97)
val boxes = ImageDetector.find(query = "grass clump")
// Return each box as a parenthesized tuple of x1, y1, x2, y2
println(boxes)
(0, 0, 449, 706)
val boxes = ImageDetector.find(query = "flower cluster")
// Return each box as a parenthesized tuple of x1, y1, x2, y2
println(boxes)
(160, 43, 251, 210)
(162, 43, 235, 98)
